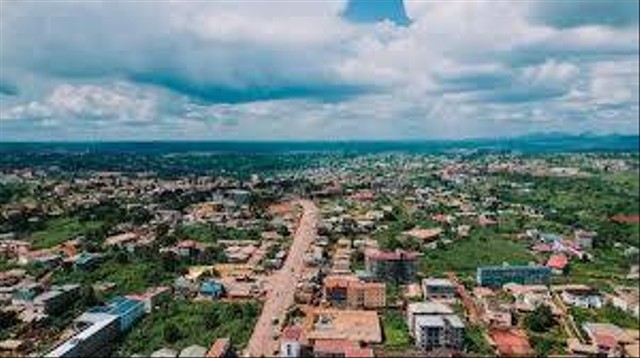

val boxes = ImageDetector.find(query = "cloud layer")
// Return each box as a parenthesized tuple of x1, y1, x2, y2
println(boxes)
(1, 0, 638, 140)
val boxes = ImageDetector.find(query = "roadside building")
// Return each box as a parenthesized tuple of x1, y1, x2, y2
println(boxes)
(45, 313, 120, 357)
(476, 264, 551, 288)
(406, 301, 465, 352)
(422, 278, 457, 301)
(323, 275, 385, 309)
(364, 248, 418, 284)
(280, 326, 303, 358)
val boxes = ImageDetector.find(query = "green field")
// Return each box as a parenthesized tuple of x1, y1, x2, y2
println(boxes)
(115, 300, 261, 356)
(29, 217, 104, 249)
(421, 231, 535, 277)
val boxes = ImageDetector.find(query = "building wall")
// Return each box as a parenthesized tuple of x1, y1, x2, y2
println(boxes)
(476, 266, 551, 287)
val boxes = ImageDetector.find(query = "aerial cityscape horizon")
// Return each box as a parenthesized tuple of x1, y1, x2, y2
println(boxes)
(0, 1, 638, 358)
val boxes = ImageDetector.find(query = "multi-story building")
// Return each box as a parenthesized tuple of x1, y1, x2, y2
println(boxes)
(422, 278, 457, 300)
(33, 284, 80, 315)
(476, 264, 551, 288)
(364, 248, 418, 284)
(407, 301, 464, 352)
(324, 275, 385, 309)
(46, 313, 120, 357)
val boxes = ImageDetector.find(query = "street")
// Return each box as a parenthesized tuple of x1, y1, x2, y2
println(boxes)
(244, 199, 318, 357)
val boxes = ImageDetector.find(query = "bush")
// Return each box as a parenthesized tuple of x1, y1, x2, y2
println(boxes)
(525, 305, 555, 333)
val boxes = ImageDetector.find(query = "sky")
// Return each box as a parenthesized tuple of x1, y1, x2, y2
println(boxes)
(0, 0, 638, 141)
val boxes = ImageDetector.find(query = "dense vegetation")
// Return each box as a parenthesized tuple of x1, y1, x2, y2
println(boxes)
(116, 300, 261, 356)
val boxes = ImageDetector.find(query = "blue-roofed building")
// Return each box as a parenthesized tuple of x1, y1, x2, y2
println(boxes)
(476, 264, 551, 288)
(200, 280, 224, 299)
(71, 252, 104, 271)
(88, 296, 145, 332)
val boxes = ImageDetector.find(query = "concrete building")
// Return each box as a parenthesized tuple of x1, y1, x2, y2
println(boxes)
(280, 326, 303, 358)
(422, 278, 456, 300)
(33, 284, 80, 315)
(46, 313, 119, 357)
(364, 248, 418, 284)
(87, 296, 145, 332)
(407, 301, 464, 352)
(476, 264, 551, 288)
(324, 275, 385, 309)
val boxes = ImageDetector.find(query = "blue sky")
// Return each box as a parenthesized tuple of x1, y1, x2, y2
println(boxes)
(0, 0, 638, 141)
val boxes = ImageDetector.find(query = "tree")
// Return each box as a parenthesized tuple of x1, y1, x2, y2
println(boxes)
(163, 322, 182, 343)
(525, 304, 555, 333)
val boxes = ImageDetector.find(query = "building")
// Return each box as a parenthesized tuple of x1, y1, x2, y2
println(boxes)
(582, 323, 628, 357)
(200, 280, 224, 299)
(46, 313, 120, 357)
(179, 345, 207, 358)
(323, 275, 385, 309)
(574, 230, 596, 250)
(488, 328, 534, 357)
(305, 309, 382, 345)
(610, 286, 639, 318)
(406, 301, 464, 352)
(280, 326, 303, 358)
(126, 286, 171, 313)
(87, 296, 145, 332)
(476, 264, 551, 288)
(546, 254, 568, 275)
(422, 278, 457, 300)
(557, 285, 603, 309)
(364, 248, 418, 284)
(33, 284, 80, 315)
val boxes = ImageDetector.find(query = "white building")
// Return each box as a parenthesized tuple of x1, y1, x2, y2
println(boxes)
(407, 301, 465, 352)
(280, 326, 302, 357)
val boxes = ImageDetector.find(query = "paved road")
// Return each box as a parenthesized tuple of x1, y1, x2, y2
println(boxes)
(245, 199, 318, 357)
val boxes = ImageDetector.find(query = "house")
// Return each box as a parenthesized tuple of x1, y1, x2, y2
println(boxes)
(406, 301, 464, 352)
(151, 348, 179, 358)
(364, 248, 418, 284)
(488, 328, 534, 357)
(33, 284, 80, 315)
(280, 326, 303, 358)
(422, 278, 457, 301)
(200, 280, 224, 299)
(126, 286, 171, 313)
(610, 286, 639, 318)
(69, 252, 104, 271)
(556, 285, 603, 309)
(476, 264, 551, 288)
(574, 230, 596, 250)
(546, 254, 568, 275)
(323, 275, 385, 309)
(582, 323, 629, 357)
(402, 228, 442, 242)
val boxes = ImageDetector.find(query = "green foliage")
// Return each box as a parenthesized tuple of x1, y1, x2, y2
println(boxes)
(28, 217, 104, 249)
(116, 300, 261, 356)
(381, 310, 412, 349)
(525, 305, 555, 333)
(421, 231, 534, 276)
(464, 325, 492, 355)
(570, 304, 640, 330)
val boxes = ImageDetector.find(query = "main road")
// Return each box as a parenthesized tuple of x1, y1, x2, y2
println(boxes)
(244, 199, 318, 357)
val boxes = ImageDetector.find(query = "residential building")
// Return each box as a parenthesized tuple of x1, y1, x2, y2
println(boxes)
(546, 254, 568, 275)
(33, 284, 80, 315)
(558, 285, 603, 309)
(422, 278, 456, 300)
(364, 248, 418, 284)
(324, 275, 385, 309)
(574, 230, 596, 250)
(200, 280, 224, 299)
(476, 264, 551, 288)
(280, 326, 302, 358)
(406, 301, 465, 352)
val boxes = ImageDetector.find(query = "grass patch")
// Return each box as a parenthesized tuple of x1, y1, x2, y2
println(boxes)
(29, 217, 103, 249)
(381, 310, 412, 350)
(115, 300, 261, 356)
(570, 304, 639, 330)
(421, 231, 535, 277)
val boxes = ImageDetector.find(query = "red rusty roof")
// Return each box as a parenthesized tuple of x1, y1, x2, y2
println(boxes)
(546, 254, 569, 270)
